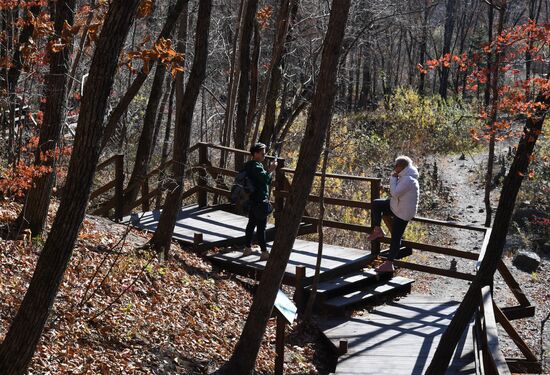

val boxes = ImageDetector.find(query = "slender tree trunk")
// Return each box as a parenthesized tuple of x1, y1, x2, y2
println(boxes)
(439, 0, 457, 99)
(149, 0, 212, 255)
(234, 0, 258, 170)
(220, 0, 246, 169)
(245, 22, 260, 148)
(0, 1, 140, 373)
(256, 0, 297, 147)
(484, 3, 506, 227)
(100, 0, 188, 151)
(122, 62, 167, 214)
(303, 124, 330, 321)
(16, 0, 76, 236)
(5, 6, 40, 165)
(156, 83, 176, 210)
(220, 1, 351, 373)
(426, 89, 548, 374)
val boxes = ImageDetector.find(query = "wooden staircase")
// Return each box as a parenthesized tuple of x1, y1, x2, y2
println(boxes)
(304, 264, 414, 314)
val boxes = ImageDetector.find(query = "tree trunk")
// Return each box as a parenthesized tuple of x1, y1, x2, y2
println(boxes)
(15, 0, 76, 236)
(156, 83, 176, 210)
(245, 21, 260, 149)
(220, 1, 350, 373)
(303, 124, 330, 321)
(100, 0, 188, 151)
(256, 0, 297, 148)
(426, 89, 549, 374)
(5, 6, 40, 165)
(484, 3, 506, 227)
(439, 0, 457, 99)
(0, 1, 140, 373)
(234, 0, 258, 171)
(149, 0, 212, 255)
(122, 62, 167, 214)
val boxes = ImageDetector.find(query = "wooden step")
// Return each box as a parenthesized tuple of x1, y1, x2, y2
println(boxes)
(322, 276, 414, 311)
(306, 269, 392, 302)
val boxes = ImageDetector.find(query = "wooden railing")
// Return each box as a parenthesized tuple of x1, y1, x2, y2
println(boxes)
(475, 285, 512, 375)
(89, 142, 540, 373)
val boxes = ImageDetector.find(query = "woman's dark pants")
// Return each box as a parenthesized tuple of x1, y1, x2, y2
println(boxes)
(371, 198, 409, 260)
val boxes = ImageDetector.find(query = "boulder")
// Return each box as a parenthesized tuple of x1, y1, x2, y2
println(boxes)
(542, 242, 550, 255)
(513, 250, 541, 273)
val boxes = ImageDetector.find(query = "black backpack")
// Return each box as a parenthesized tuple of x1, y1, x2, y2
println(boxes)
(231, 167, 256, 209)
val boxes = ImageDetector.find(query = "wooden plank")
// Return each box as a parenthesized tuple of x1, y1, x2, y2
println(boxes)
(481, 286, 511, 375)
(321, 295, 476, 375)
(497, 260, 530, 306)
(323, 277, 413, 309)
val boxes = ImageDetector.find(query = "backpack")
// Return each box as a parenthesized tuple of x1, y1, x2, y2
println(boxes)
(230, 167, 256, 209)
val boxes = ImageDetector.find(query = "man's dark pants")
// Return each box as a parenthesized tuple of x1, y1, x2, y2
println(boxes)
(371, 198, 409, 260)
(245, 202, 268, 253)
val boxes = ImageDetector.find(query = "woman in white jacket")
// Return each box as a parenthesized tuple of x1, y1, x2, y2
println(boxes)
(367, 156, 420, 273)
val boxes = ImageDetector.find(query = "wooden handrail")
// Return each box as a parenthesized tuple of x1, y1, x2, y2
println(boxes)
(96, 154, 119, 172)
(275, 190, 372, 209)
(191, 141, 280, 159)
(480, 286, 512, 375)
(280, 167, 382, 182)
(412, 216, 488, 232)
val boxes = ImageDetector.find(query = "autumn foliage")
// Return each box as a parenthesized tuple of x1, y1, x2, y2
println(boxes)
(418, 20, 550, 142)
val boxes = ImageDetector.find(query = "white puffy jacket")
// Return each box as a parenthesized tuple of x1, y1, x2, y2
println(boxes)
(389, 165, 420, 221)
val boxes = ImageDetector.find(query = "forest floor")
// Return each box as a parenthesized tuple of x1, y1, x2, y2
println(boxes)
(398, 149, 550, 374)
(0, 204, 322, 374)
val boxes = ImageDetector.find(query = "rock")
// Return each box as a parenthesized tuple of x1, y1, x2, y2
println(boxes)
(479, 208, 484, 213)
(542, 242, 550, 255)
(513, 250, 541, 273)
(467, 205, 474, 209)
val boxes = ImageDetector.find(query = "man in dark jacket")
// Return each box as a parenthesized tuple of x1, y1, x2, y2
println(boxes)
(243, 143, 277, 260)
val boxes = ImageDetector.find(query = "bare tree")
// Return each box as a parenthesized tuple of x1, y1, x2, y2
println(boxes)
(220, 1, 351, 373)
(0, 0, 141, 373)
(149, 0, 212, 255)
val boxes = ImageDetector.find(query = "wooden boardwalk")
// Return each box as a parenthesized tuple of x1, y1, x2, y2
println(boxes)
(124, 204, 274, 246)
(320, 295, 476, 374)
(209, 239, 373, 285)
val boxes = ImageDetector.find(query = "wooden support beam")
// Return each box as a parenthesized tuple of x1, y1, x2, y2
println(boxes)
(501, 305, 535, 320)
(497, 260, 531, 307)
(293, 266, 306, 313)
(493, 302, 538, 362)
(393, 260, 475, 281)
(338, 340, 348, 355)
(197, 143, 208, 207)
(275, 313, 286, 375)
(370, 179, 380, 255)
(505, 359, 542, 373)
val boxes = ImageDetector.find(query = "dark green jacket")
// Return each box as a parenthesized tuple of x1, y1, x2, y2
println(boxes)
(245, 160, 272, 203)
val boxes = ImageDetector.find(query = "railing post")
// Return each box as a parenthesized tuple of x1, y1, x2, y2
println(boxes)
(274, 158, 285, 226)
(293, 265, 306, 315)
(370, 179, 381, 255)
(197, 143, 208, 207)
(141, 179, 150, 212)
(114, 154, 124, 221)
(275, 313, 286, 375)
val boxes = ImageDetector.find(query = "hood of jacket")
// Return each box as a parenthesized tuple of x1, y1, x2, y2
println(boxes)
(398, 165, 419, 180)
